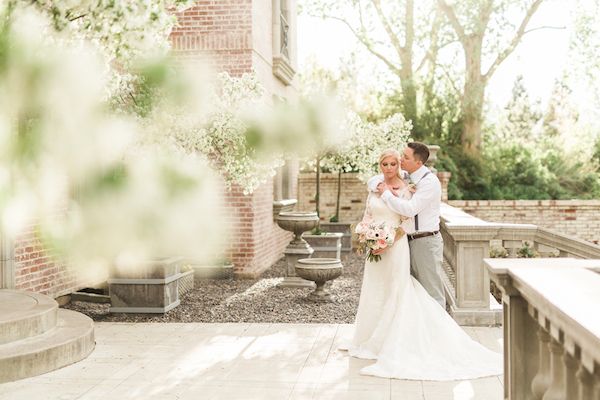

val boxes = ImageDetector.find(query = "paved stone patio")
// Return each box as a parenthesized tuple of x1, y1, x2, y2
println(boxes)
(0, 323, 503, 400)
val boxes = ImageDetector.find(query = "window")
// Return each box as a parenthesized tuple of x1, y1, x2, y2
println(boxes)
(272, 0, 295, 85)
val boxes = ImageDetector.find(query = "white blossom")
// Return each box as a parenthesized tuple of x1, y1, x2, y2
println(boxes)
(321, 113, 412, 181)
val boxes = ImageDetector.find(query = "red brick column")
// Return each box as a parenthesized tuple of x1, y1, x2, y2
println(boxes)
(170, 1, 253, 76)
(14, 225, 81, 298)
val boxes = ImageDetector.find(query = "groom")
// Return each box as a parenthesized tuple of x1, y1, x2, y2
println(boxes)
(368, 142, 446, 309)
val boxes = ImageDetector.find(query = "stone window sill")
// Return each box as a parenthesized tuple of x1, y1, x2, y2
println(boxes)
(272, 56, 295, 86)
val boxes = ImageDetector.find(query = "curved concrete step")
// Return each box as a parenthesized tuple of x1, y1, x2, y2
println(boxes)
(0, 309, 95, 383)
(0, 290, 58, 345)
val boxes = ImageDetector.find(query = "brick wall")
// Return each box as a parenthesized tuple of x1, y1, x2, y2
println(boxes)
(223, 180, 294, 278)
(298, 172, 368, 224)
(448, 200, 600, 244)
(171, 0, 298, 277)
(13, 225, 81, 298)
(170, 1, 253, 76)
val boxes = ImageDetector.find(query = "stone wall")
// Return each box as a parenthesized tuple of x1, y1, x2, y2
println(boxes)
(298, 173, 600, 244)
(448, 200, 600, 244)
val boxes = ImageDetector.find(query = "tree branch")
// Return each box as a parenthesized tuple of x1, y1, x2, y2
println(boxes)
(524, 25, 566, 34)
(437, 0, 466, 43)
(68, 14, 87, 22)
(319, 13, 402, 76)
(415, 5, 445, 73)
(370, 0, 406, 59)
(416, 39, 458, 73)
(478, 0, 495, 36)
(439, 63, 462, 98)
(484, 0, 545, 81)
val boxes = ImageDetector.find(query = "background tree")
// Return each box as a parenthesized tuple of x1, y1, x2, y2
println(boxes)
(303, 0, 562, 156)
(436, 0, 559, 155)
(303, 0, 445, 138)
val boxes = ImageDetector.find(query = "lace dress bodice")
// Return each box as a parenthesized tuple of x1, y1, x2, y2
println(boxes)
(366, 188, 413, 234)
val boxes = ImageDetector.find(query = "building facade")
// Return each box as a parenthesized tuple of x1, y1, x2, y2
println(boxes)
(171, 0, 300, 277)
(0, 0, 300, 295)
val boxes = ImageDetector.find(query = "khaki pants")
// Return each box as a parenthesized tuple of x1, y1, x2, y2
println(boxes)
(409, 233, 446, 308)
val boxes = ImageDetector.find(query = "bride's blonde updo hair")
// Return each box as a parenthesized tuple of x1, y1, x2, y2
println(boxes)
(379, 148, 403, 178)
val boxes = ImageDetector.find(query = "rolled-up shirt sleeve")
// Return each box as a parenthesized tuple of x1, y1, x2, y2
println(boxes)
(367, 174, 384, 192)
(380, 178, 438, 217)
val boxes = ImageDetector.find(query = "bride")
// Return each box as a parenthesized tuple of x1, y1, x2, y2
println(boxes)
(341, 149, 502, 381)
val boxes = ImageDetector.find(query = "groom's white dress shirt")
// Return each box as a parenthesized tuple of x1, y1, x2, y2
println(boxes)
(367, 166, 441, 234)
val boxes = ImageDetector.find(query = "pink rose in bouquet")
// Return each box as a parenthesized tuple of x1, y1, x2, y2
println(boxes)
(354, 219, 396, 262)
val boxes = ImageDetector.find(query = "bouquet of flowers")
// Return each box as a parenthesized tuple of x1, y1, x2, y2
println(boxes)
(354, 218, 397, 262)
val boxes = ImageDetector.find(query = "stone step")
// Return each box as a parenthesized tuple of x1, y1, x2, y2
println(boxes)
(0, 290, 58, 345)
(0, 309, 95, 383)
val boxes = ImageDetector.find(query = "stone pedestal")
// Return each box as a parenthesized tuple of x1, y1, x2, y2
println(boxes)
(279, 243, 315, 288)
(108, 257, 182, 313)
(276, 211, 320, 288)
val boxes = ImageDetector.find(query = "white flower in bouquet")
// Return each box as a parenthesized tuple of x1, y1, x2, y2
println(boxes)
(354, 220, 396, 262)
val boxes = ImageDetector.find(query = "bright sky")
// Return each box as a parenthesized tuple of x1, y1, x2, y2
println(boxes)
(297, 1, 571, 108)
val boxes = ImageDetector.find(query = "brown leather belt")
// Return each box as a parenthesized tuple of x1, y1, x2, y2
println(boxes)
(407, 231, 439, 241)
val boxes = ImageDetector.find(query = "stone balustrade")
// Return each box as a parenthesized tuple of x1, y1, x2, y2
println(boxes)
(486, 258, 600, 400)
(440, 203, 600, 326)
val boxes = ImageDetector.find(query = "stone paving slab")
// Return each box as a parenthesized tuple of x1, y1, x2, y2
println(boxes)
(0, 323, 503, 400)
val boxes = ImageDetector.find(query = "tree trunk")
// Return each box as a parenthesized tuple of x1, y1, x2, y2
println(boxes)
(401, 0, 418, 132)
(334, 170, 341, 222)
(461, 36, 486, 155)
(315, 155, 321, 219)
(399, 64, 418, 132)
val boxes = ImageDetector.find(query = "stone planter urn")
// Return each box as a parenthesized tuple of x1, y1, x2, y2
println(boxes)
(426, 144, 440, 174)
(295, 258, 343, 302)
(276, 211, 319, 288)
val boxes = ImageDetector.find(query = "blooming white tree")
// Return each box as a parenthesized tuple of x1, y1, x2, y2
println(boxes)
(0, 2, 350, 273)
(323, 113, 412, 181)
(26, 0, 194, 101)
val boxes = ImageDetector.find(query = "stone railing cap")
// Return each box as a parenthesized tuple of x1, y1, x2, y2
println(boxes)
(485, 257, 600, 275)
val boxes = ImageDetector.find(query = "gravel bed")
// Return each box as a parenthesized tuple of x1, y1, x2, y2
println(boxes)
(63, 252, 365, 324)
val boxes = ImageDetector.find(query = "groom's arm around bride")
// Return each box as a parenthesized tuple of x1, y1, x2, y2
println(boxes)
(367, 142, 446, 308)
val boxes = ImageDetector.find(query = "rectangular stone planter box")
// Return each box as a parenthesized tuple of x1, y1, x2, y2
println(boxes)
(191, 263, 233, 280)
(302, 232, 343, 260)
(178, 270, 194, 295)
(319, 222, 353, 251)
(108, 257, 182, 313)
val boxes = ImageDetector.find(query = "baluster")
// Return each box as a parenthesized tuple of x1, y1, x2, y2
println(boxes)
(594, 368, 600, 400)
(542, 336, 566, 400)
(534, 243, 558, 258)
(532, 327, 552, 399)
(503, 240, 522, 258)
(576, 365, 594, 400)
(563, 349, 580, 400)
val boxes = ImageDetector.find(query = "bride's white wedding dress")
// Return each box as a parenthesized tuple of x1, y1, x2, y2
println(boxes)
(342, 190, 502, 381)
